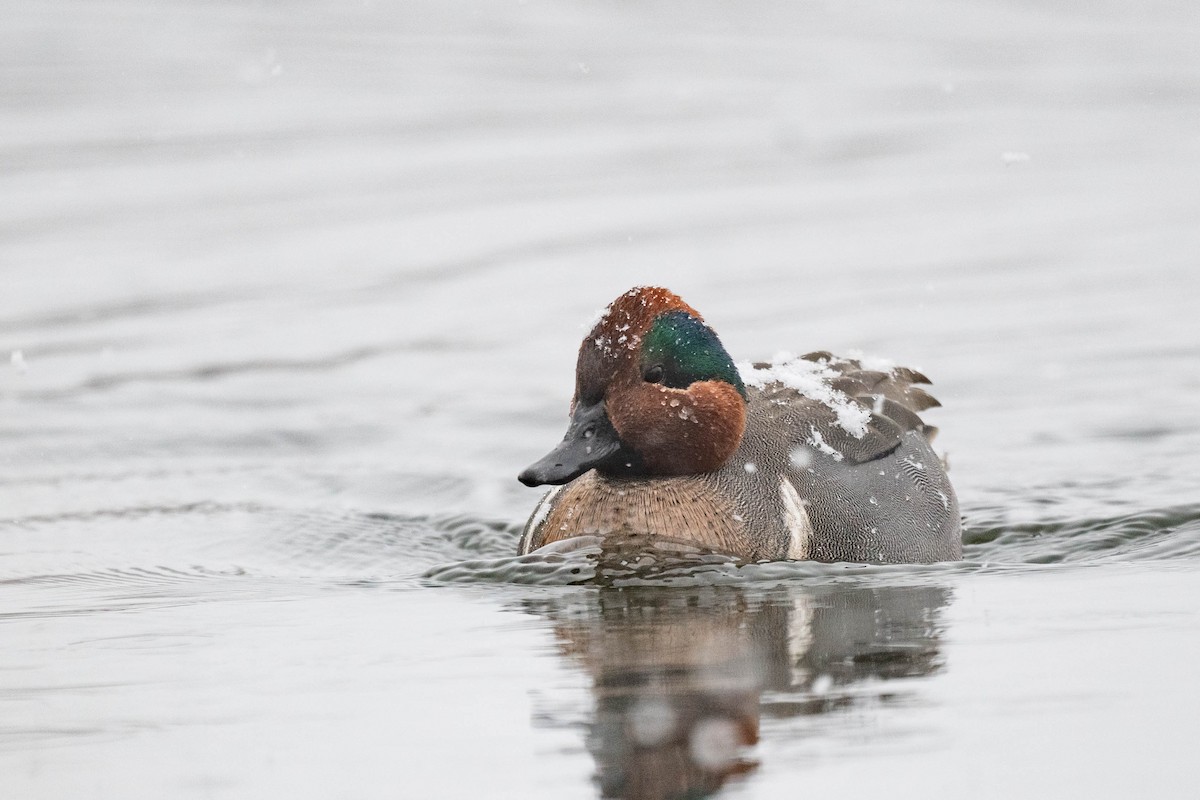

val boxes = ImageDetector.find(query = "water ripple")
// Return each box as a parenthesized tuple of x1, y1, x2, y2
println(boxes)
(424, 502, 1200, 586)
(963, 503, 1200, 564)
(6, 496, 1198, 595)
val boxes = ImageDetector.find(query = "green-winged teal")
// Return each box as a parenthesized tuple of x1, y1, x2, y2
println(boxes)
(518, 287, 961, 563)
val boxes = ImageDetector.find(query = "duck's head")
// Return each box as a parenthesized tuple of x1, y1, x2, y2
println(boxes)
(519, 286, 748, 487)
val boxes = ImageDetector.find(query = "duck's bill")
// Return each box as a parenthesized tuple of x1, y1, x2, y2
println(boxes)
(518, 401, 631, 486)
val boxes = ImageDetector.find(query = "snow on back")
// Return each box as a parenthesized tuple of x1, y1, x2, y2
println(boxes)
(737, 352, 871, 438)
(807, 426, 844, 461)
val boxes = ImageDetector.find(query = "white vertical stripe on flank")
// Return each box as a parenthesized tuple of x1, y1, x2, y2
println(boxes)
(518, 484, 563, 554)
(780, 477, 812, 560)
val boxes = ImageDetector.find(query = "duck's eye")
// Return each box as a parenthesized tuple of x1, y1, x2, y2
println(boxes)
(582, 426, 595, 439)
(643, 365, 664, 384)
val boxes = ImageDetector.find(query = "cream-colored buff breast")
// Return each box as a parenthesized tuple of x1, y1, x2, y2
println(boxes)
(523, 471, 751, 556)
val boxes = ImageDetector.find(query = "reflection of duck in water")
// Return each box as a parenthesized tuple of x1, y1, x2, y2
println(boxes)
(518, 287, 960, 564)
(525, 582, 951, 800)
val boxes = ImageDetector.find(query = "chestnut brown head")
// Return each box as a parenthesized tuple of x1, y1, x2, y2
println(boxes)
(519, 287, 747, 486)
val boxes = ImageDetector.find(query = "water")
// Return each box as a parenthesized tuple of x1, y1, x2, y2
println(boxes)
(3, 0, 1200, 797)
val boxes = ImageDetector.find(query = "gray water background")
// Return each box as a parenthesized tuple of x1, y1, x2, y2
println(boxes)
(3, 1, 1200, 797)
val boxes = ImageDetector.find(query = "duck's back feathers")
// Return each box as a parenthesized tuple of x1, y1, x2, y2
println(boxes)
(726, 372, 959, 563)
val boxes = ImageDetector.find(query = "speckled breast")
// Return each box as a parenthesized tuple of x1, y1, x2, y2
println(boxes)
(518, 471, 761, 558)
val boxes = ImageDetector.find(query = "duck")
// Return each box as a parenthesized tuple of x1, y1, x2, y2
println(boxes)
(517, 286, 961, 564)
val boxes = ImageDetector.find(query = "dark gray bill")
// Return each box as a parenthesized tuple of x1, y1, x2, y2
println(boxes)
(518, 401, 631, 486)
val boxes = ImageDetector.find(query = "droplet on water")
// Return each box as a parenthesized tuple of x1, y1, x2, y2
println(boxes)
(689, 717, 742, 770)
(628, 699, 677, 747)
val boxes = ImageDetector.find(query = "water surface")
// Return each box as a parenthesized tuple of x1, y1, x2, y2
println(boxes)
(3, 1, 1200, 797)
